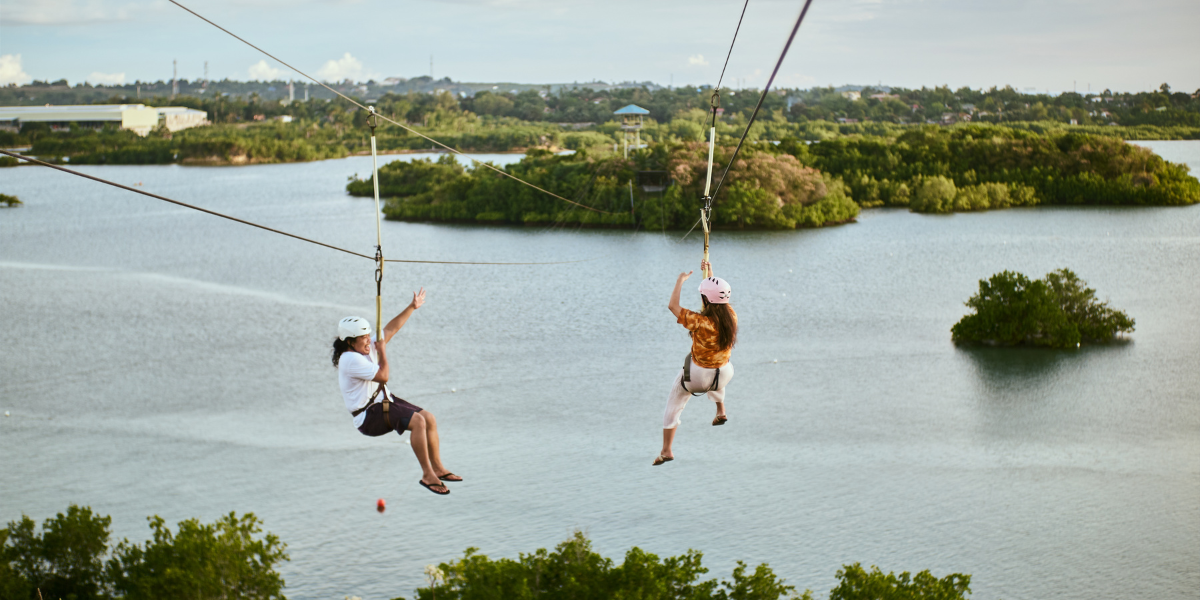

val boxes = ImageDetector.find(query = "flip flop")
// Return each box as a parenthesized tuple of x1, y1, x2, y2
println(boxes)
(419, 480, 450, 495)
(438, 473, 463, 482)
(712, 415, 728, 426)
(652, 454, 674, 466)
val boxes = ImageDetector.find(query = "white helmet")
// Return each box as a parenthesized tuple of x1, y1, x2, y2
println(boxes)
(699, 277, 732, 304)
(338, 316, 372, 340)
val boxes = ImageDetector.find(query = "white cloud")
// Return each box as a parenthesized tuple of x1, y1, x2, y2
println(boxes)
(688, 54, 709, 66)
(248, 60, 285, 81)
(0, 54, 33, 86)
(316, 53, 379, 83)
(86, 71, 126, 85)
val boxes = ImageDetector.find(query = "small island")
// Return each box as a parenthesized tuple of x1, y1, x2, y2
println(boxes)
(952, 268, 1134, 348)
(347, 144, 860, 229)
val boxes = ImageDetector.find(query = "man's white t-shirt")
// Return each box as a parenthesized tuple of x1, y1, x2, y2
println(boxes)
(338, 340, 386, 429)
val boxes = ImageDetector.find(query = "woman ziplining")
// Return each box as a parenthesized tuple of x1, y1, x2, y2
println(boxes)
(655, 259, 738, 466)
(332, 289, 462, 496)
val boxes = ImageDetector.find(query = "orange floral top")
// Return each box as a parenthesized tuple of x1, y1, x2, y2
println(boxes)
(677, 307, 737, 368)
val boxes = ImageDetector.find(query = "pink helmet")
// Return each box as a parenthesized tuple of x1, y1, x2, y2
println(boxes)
(699, 276, 732, 304)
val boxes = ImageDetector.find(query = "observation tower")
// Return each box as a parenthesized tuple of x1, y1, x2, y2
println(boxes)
(614, 104, 649, 158)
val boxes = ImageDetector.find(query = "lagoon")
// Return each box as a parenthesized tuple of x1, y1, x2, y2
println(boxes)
(1, 143, 1198, 600)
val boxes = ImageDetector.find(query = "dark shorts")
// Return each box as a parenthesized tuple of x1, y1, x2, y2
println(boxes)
(357, 395, 423, 437)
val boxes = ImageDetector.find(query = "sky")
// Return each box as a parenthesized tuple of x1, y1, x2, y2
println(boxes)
(1, 0, 1198, 94)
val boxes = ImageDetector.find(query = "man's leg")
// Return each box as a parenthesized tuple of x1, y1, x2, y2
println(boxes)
(420, 410, 453, 478)
(406, 413, 447, 492)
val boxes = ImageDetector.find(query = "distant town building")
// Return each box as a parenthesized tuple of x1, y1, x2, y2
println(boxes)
(841, 90, 861, 101)
(0, 104, 208, 136)
(156, 107, 209, 132)
(868, 93, 899, 101)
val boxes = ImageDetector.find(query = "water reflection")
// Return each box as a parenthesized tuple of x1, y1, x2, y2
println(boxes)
(960, 343, 1133, 439)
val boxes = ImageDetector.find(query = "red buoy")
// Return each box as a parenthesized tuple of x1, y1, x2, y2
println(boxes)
(376, 498, 386, 513)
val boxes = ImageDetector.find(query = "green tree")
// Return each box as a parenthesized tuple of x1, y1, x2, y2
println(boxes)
(2, 504, 113, 600)
(951, 268, 1134, 348)
(106, 512, 289, 600)
(829, 563, 971, 600)
(409, 532, 805, 600)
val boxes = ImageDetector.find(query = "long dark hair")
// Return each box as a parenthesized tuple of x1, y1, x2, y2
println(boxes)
(701, 297, 737, 350)
(331, 338, 352, 368)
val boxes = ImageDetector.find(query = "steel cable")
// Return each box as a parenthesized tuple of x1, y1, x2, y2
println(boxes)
(0, 150, 593, 266)
(166, 0, 613, 215)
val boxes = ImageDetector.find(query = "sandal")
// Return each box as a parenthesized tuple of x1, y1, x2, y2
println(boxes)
(419, 479, 450, 495)
(652, 454, 674, 466)
(712, 415, 728, 426)
(438, 472, 463, 482)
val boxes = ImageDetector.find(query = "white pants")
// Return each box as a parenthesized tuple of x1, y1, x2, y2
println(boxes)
(662, 362, 734, 429)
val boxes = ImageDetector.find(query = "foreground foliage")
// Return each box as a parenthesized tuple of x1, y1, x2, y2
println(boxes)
(1, 504, 288, 600)
(952, 268, 1135, 348)
(1, 193, 21, 207)
(349, 144, 858, 229)
(400, 532, 972, 600)
(830, 563, 971, 600)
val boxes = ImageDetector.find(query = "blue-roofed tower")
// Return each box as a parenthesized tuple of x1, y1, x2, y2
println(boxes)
(614, 104, 649, 158)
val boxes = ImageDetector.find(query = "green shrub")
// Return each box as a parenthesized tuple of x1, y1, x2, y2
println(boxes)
(829, 563, 971, 600)
(408, 531, 808, 600)
(2, 505, 288, 600)
(910, 176, 957, 213)
(1, 505, 112, 600)
(952, 268, 1135, 348)
(107, 512, 288, 600)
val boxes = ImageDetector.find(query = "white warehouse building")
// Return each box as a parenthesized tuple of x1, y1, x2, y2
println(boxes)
(0, 104, 209, 136)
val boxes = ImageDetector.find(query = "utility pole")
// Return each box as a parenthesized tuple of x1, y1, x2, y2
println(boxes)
(430, 55, 434, 79)
(203, 61, 208, 90)
(288, 81, 294, 103)
(172, 59, 178, 98)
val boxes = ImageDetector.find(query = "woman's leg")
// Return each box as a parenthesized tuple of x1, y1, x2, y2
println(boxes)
(406, 413, 447, 491)
(661, 427, 678, 459)
(708, 364, 734, 420)
(660, 369, 692, 459)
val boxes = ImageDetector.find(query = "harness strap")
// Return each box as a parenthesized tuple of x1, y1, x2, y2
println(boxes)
(680, 353, 721, 397)
(350, 383, 392, 422)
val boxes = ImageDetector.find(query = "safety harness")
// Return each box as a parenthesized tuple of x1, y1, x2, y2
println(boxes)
(680, 353, 721, 397)
(351, 382, 393, 427)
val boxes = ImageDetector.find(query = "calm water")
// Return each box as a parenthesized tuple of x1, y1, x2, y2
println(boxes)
(2, 146, 1198, 600)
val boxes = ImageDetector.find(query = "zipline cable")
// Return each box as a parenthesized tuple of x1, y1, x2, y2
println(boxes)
(681, 0, 815, 242)
(709, 0, 814, 204)
(0, 150, 593, 266)
(714, 0, 750, 95)
(166, 0, 614, 215)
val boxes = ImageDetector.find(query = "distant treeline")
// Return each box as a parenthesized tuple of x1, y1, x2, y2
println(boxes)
(346, 144, 860, 230)
(787, 125, 1200, 212)
(2, 117, 603, 166)
(4, 84, 1199, 166)
(4, 80, 1199, 129)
